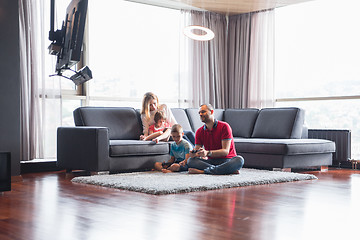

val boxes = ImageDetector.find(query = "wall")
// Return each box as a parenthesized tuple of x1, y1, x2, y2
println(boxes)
(0, 0, 21, 176)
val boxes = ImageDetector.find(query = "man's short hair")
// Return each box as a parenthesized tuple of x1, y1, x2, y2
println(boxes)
(200, 103, 214, 111)
(154, 110, 167, 123)
(171, 124, 183, 134)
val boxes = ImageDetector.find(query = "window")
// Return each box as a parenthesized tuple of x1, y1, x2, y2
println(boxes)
(87, 0, 186, 108)
(42, 0, 187, 158)
(275, 0, 360, 158)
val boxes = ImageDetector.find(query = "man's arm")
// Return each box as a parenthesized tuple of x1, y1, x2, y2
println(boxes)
(197, 139, 231, 158)
(205, 123, 233, 157)
(189, 144, 202, 157)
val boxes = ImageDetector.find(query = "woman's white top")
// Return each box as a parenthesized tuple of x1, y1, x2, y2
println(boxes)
(141, 104, 177, 135)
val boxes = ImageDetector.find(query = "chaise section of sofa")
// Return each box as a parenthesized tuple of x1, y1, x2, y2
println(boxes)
(224, 107, 335, 170)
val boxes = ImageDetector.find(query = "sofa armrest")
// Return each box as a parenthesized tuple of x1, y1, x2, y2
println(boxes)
(57, 126, 110, 172)
(301, 125, 308, 139)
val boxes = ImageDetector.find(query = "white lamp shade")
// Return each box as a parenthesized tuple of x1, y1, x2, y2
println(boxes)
(183, 25, 215, 41)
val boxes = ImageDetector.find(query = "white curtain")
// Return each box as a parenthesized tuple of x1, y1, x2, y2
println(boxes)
(181, 10, 228, 109)
(19, 0, 43, 160)
(248, 10, 275, 108)
(19, 0, 62, 160)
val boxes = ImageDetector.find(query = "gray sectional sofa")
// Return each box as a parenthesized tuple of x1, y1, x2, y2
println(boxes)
(57, 107, 335, 173)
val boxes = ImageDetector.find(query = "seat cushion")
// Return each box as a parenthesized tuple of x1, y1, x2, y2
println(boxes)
(224, 108, 259, 138)
(110, 140, 170, 157)
(233, 138, 335, 155)
(251, 107, 305, 139)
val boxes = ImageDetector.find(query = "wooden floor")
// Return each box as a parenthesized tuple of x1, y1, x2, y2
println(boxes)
(1, 168, 360, 240)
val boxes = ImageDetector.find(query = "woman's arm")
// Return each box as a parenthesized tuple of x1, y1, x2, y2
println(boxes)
(159, 104, 177, 126)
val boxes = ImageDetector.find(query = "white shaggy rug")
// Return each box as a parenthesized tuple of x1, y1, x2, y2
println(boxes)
(71, 168, 317, 195)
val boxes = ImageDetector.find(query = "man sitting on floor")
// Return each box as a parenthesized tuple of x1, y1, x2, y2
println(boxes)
(187, 103, 244, 175)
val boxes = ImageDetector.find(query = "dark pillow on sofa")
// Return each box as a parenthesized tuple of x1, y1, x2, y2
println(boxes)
(251, 107, 305, 139)
(224, 109, 259, 138)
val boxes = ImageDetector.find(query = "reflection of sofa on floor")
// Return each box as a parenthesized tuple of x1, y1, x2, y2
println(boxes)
(57, 107, 335, 173)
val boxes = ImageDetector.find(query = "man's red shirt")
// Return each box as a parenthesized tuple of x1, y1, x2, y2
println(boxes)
(195, 120, 237, 159)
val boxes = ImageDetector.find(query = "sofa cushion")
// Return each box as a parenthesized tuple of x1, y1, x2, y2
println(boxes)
(109, 140, 169, 157)
(224, 109, 259, 138)
(171, 108, 193, 132)
(74, 107, 142, 140)
(186, 108, 225, 132)
(251, 107, 305, 139)
(233, 138, 335, 155)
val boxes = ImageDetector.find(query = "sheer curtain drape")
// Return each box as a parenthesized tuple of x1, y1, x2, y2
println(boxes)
(19, 0, 61, 160)
(248, 10, 275, 108)
(183, 9, 275, 109)
(19, 0, 43, 160)
(181, 10, 227, 108)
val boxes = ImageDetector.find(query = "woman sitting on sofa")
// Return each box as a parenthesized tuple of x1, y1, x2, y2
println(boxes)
(139, 92, 195, 145)
(140, 92, 176, 141)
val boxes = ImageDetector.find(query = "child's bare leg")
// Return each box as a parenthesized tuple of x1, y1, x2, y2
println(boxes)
(158, 129, 171, 142)
(145, 132, 162, 141)
(168, 163, 180, 172)
(154, 162, 164, 171)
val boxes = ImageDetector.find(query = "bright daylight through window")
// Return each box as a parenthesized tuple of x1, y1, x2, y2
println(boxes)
(87, 0, 184, 109)
(275, 0, 360, 158)
(45, 0, 360, 159)
(43, 0, 186, 158)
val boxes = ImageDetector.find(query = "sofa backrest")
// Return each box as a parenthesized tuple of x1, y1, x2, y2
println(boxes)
(72, 106, 305, 140)
(186, 108, 224, 132)
(224, 109, 259, 138)
(251, 107, 305, 139)
(73, 107, 142, 140)
(171, 108, 193, 132)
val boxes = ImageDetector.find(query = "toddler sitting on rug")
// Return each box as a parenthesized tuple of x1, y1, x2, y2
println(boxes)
(154, 124, 193, 173)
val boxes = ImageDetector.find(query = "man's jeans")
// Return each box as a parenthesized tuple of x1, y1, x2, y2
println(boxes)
(187, 156, 244, 175)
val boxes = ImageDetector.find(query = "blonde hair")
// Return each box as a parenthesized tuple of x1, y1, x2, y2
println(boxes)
(141, 92, 159, 120)
(171, 124, 183, 134)
(154, 110, 166, 123)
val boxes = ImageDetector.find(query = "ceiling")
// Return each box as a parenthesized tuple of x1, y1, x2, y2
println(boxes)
(126, 0, 314, 15)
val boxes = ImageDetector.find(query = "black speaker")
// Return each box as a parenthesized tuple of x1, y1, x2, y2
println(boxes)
(0, 152, 11, 192)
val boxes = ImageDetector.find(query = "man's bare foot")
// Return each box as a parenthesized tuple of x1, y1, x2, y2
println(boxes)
(161, 169, 172, 173)
(188, 168, 205, 174)
(232, 170, 240, 174)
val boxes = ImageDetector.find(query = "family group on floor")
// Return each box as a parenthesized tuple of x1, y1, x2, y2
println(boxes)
(139, 92, 244, 175)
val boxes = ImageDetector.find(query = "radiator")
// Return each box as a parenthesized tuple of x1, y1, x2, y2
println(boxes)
(308, 129, 351, 166)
